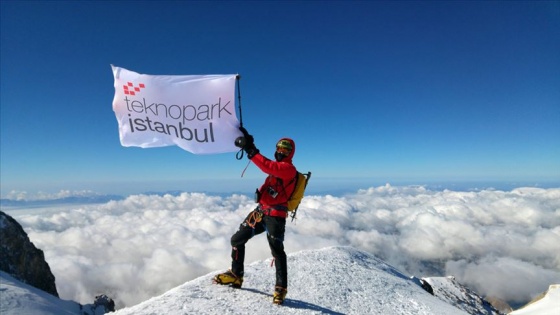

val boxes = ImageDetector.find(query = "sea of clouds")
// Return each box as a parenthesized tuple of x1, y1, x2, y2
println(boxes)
(4, 189, 103, 201)
(3, 184, 560, 309)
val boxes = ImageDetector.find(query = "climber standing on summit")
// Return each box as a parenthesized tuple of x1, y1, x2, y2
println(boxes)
(214, 126, 297, 305)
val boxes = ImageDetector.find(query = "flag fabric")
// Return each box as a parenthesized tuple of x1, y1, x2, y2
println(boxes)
(111, 65, 242, 154)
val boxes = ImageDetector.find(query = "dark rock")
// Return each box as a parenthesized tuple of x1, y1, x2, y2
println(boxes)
(0, 211, 59, 297)
(420, 278, 434, 295)
(94, 294, 116, 313)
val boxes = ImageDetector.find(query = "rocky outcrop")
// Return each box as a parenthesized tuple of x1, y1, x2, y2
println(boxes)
(485, 296, 513, 314)
(410, 276, 435, 295)
(0, 211, 59, 297)
(94, 294, 116, 313)
(425, 276, 505, 315)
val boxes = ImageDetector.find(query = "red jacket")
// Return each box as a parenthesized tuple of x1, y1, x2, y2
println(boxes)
(250, 138, 297, 218)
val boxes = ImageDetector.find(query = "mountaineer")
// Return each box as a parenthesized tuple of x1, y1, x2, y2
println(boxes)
(213, 126, 297, 305)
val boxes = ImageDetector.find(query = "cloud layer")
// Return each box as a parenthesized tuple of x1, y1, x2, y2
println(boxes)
(5, 185, 560, 308)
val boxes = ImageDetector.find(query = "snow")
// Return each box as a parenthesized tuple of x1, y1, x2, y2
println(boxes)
(113, 246, 468, 315)
(0, 271, 109, 315)
(424, 276, 500, 315)
(1, 246, 470, 315)
(509, 285, 560, 315)
(2, 246, 558, 314)
(0, 271, 81, 315)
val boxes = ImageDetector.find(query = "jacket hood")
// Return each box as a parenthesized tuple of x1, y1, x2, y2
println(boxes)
(277, 137, 295, 162)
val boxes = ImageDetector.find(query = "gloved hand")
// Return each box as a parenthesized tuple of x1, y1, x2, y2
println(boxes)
(238, 126, 259, 159)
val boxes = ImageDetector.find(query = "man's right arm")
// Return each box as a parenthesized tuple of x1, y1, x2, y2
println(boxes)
(250, 153, 296, 180)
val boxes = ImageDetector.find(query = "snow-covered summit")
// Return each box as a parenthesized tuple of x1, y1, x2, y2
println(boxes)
(114, 246, 468, 315)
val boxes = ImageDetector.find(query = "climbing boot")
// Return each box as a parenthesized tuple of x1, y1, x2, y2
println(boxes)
(273, 286, 287, 305)
(213, 270, 243, 288)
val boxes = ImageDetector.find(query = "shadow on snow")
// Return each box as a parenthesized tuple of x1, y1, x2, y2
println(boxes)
(241, 287, 345, 315)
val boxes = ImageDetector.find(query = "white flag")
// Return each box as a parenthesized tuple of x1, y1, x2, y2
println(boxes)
(111, 65, 242, 154)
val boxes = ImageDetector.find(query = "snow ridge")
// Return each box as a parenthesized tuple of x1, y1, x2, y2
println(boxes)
(425, 276, 502, 315)
(510, 284, 560, 315)
(114, 246, 468, 315)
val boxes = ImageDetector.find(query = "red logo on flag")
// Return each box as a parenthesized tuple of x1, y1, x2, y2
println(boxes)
(123, 82, 145, 95)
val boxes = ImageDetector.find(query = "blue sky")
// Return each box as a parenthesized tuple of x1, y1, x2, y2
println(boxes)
(1, 1, 559, 197)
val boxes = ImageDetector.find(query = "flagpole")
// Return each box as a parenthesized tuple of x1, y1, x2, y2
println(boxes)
(235, 74, 246, 161)
(236, 74, 243, 127)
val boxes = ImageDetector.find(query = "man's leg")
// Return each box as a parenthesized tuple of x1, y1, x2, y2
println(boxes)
(264, 216, 287, 288)
(230, 211, 265, 277)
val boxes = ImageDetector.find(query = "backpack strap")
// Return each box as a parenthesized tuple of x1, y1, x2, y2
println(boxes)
(273, 173, 298, 203)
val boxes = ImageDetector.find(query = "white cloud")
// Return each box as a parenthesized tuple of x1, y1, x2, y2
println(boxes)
(446, 257, 560, 303)
(4, 189, 102, 201)
(5, 186, 560, 309)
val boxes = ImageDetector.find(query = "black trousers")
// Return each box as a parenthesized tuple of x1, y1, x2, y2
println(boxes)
(230, 210, 288, 288)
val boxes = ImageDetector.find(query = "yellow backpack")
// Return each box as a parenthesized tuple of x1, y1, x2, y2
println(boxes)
(287, 172, 311, 221)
